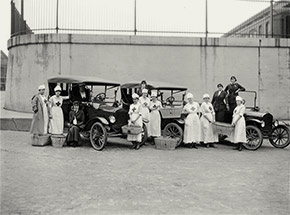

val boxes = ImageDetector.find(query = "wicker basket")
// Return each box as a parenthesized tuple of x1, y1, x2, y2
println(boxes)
(51, 134, 66, 148)
(31, 134, 51, 146)
(122, 125, 143, 135)
(159, 107, 183, 119)
(155, 137, 179, 150)
(212, 122, 234, 136)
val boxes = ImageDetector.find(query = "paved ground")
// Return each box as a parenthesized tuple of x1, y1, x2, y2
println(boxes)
(0, 130, 289, 215)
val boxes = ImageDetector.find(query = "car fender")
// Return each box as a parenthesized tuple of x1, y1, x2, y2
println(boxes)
(85, 117, 109, 130)
(175, 119, 185, 124)
(246, 118, 263, 126)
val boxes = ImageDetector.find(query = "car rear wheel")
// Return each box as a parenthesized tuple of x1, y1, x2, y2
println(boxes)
(164, 123, 183, 146)
(90, 122, 107, 151)
(244, 125, 263, 150)
(269, 125, 290, 148)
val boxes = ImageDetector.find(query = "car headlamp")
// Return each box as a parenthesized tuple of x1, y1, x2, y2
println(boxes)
(109, 115, 116, 124)
(261, 121, 265, 128)
(274, 120, 279, 127)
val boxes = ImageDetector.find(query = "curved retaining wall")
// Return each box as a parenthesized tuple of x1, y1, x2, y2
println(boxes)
(5, 34, 290, 119)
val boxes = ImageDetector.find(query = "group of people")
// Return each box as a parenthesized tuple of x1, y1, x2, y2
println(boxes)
(128, 77, 246, 151)
(30, 84, 87, 147)
(30, 76, 247, 151)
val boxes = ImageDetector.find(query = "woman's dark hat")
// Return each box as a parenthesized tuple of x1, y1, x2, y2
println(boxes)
(230, 76, 237, 81)
(73, 101, 80, 106)
(217, 83, 223, 88)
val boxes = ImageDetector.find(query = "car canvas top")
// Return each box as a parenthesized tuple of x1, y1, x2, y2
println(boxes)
(48, 75, 120, 87)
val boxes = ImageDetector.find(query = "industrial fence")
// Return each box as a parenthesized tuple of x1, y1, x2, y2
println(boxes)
(11, 0, 290, 38)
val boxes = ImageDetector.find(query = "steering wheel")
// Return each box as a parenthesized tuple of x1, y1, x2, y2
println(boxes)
(166, 96, 175, 105)
(94, 93, 106, 102)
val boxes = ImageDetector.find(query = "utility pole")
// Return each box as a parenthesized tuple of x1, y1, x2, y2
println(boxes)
(56, 0, 59, 34)
(270, 0, 274, 38)
(134, 0, 137, 35)
(205, 0, 208, 39)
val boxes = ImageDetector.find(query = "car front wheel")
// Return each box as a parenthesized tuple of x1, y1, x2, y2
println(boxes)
(269, 125, 290, 148)
(90, 122, 107, 151)
(244, 125, 263, 150)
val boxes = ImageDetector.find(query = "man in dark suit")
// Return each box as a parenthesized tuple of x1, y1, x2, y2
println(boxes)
(211, 83, 227, 122)
(70, 83, 91, 103)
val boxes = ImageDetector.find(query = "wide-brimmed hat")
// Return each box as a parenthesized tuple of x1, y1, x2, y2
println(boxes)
(186, 93, 193, 99)
(203, 93, 210, 99)
(132, 93, 139, 99)
(38, 84, 45, 90)
(54, 85, 62, 92)
(236, 96, 243, 101)
(151, 91, 157, 97)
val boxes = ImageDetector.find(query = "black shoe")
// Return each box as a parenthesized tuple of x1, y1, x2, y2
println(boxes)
(192, 143, 198, 149)
(210, 143, 217, 148)
(71, 142, 77, 147)
(131, 142, 137, 149)
(238, 143, 243, 151)
(205, 144, 209, 148)
(135, 142, 141, 150)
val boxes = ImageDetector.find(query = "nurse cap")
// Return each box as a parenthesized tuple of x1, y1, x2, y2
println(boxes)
(142, 89, 148, 94)
(38, 84, 45, 90)
(203, 93, 210, 99)
(54, 85, 62, 92)
(186, 93, 193, 99)
(132, 93, 139, 99)
(151, 91, 157, 97)
(236, 96, 243, 101)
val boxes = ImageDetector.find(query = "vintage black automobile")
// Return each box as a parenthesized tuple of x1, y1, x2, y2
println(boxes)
(48, 75, 148, 151)
(120, 81, 188, 146)
(240, 91, 290, 150)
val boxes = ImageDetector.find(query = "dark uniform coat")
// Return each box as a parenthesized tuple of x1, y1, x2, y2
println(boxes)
(66, 110, 85, 143)
(211, 90, 227, 122)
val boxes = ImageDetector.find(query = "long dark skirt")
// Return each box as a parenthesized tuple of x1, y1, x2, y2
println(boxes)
(215, 110, 226, 122)
(225, 104, 236, 123)
(66, 126, 81, 143)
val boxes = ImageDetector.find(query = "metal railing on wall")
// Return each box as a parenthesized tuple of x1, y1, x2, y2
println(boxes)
(11, 0, 290, 39)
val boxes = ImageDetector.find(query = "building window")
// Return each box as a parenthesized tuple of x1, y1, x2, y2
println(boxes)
(258, 25, 262, 36)
(265, 22, 269, 38)
(286, 16, 290, 38)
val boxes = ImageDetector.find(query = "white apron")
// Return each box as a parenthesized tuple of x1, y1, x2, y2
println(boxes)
(148, 100, 162, 137)
(49, 95, 64, 135)
(200, 102, 218, 143)
(232, 104, 247, 143)
(127, 103, 143, 142)
(40, 95, 49, 134)
(183, 102, 201, 143)
(139, 97, 150, 122)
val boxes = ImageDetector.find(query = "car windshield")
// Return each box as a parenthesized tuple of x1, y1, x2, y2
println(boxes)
(239, 91, 256, 108)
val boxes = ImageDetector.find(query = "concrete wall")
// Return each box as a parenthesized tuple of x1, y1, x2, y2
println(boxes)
(5, 34, 290, 119)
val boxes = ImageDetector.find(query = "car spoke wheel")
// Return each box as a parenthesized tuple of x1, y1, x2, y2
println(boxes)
(90, 122, 107, 151)
(141, 123, 148, 146)
(244, 125, 263, 150)
(269, 125, 290, 148)
(164, 123, 183, 146)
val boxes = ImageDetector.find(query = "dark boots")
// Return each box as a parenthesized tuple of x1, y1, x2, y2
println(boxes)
(233, 143, 243, 151)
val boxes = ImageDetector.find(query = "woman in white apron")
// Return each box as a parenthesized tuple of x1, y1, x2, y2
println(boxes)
(200, 94, 218, 148)
(139, 88, 150, 127)
(231, 96, 247, 151)
(148, 91, 162, 138)
(128, 93, 143, 150)
(49, 86, 69, 134)
(183, 93, 201, 149)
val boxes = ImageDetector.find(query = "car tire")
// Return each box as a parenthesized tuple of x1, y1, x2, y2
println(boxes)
(269, 125, 290, 148)
(90, 122, 107, 151)
(244, 125, 263, 150)
(164, 123, 183, 146)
